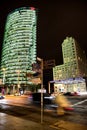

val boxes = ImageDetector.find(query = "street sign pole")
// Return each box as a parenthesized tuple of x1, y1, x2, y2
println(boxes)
(37, 57, 43, 124)
(41, 59, 43, 124)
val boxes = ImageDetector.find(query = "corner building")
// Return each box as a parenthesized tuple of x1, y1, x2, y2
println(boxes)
(0, 7, 37, 88)
(53, 37, 87, 93)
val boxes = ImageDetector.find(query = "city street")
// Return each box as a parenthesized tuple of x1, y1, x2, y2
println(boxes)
(0, 94, 87, 130)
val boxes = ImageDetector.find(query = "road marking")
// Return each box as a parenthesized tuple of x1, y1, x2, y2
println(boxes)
(50, 120, 87, 130)
(71, 99, 87, 107)
(50, 120, 67, 130)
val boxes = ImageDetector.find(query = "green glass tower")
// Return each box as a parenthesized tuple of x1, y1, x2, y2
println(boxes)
(0, 7, 37, 86)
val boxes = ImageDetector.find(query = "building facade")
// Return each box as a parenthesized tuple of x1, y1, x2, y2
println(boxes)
(53, 37, 87, 93)
(0, 7, 37, 88)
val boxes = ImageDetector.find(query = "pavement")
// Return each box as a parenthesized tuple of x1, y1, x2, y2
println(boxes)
(0, 95, 87, 130)
(0, 111, 87, 130)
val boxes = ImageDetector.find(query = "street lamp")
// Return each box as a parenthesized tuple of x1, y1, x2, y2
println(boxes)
(37, 57, 43, 124)
(16, 70, 21, 93)
(2, 68, 6, 85)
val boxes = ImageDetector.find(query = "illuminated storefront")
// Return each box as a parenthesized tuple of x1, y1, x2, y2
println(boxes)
(49, 77, 86, 93)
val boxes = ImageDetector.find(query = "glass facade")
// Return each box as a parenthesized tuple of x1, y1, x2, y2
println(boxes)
(0, 7, 37, 85)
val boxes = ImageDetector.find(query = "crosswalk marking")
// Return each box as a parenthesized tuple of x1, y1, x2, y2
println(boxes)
(71, 99, 87, 107)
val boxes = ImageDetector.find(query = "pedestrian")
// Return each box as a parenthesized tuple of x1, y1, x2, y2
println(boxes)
(1, 87, 5, 96)
(55, 92, 72, 115)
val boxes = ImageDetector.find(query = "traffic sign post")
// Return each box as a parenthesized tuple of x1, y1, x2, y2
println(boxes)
(37, 57, 43, 124)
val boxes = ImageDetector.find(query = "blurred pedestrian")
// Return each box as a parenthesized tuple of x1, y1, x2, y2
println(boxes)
(1, 87, 5, 96)
(55, 92, 72, 115)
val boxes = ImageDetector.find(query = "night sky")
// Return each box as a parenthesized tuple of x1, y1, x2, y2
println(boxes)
(0, 0, 87, 65)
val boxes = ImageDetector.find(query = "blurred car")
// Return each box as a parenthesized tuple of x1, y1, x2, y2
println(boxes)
(77, 92, 87, 96)
(0, 95, 5, 99)
(63, 92, 80, 96)
(29, 92, 55, 108)
(28, 92, 74, 113)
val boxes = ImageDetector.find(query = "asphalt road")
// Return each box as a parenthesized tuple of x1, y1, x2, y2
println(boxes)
(0, 95, 87, 126)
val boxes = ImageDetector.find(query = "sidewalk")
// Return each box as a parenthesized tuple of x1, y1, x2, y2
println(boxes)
(0, 112, 45, 130)
(0, 111, 87, 130)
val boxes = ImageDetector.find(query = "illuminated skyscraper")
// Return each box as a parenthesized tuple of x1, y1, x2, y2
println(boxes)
(0, 7, 37, 86)
(52, 37, 87, 93)
(53, 37, 87, 80)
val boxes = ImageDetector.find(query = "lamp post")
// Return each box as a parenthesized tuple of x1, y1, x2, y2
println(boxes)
(2, 68, 6, 85)
(16, 70, 21, 93)
(48, 81, 51, 94)
(37, 57, 43, 124)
